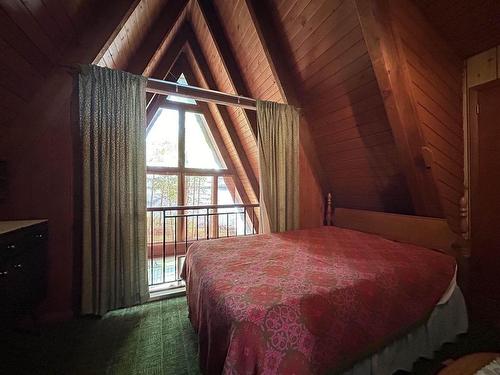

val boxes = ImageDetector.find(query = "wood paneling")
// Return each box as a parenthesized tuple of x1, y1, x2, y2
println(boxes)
(356, 0, 444, 217)
(177, 54, 257, 207)
(414, 0, 500, 58)
(191, 3, 260, 182)
(390, 0, 464, 231)
(196, 0, 258, 136)
(0, 0, 95, 129)
(142, 4, 189, 78)
(244, 0, 325, 228)
(214, 0, 282, 103)
(0, 0, 139, 321)
(268, 0, 414, 214)
(96, 0, 167, 70)
(183, 44, 259, 204)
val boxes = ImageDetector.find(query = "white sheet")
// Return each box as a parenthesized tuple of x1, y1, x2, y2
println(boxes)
(438, 264, 457, 305)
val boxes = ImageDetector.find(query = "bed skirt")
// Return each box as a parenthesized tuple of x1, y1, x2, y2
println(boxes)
(342, 287, 468, 375)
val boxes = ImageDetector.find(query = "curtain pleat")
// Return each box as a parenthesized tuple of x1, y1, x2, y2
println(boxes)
(79, 65, 148, 315)
(256, 100, 299, 233)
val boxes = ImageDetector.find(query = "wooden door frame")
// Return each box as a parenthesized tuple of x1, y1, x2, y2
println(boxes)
(466, 79, 500, 254)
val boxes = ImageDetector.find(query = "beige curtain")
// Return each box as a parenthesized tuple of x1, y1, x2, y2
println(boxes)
(79, 65, 148, 316)
(257, 100, 299, 233)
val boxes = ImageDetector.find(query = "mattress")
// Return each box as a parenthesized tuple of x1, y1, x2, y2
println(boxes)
(182, 226, 458, 374)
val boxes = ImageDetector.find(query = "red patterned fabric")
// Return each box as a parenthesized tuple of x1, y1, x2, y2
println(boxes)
(182, 226, 455, 374)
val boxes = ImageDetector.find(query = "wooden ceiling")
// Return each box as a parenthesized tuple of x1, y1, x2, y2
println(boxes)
(2, 0, 491, 231)
(269, 0, 414, 214)
(0, 0, 98, 129)
(414, 0, 500, 57)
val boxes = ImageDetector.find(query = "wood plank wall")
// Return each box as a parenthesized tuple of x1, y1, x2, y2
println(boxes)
(268, 0, 414, 214)
(191, 1, 260, 180)
(189, 9, 258, 204)
(184, 47, 259, 204)
(142, 5, 189, 78)
(96, 0, 165, 70)
(0, 0, 94, 132)
(211, 0, 325, 227)
(390, 0, 464, 231)
(414, 0, 500, 58)
(214, 0, 283, 104)
(0, 0, 138, 321)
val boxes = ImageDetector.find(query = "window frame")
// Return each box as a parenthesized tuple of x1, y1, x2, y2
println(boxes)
(146, 99, 236, 210)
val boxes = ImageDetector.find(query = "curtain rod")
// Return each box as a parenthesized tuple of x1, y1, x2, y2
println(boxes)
(60, 64, 258, 110)
(146, 78, 257, 111)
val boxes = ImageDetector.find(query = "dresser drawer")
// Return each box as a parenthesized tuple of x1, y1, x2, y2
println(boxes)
(0, 221, 48, 322)
(0, 253, 32, 312)
(0, 223, 48, 261)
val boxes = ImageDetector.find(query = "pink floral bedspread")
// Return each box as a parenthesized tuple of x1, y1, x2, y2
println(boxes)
(181, 226, 455, 374)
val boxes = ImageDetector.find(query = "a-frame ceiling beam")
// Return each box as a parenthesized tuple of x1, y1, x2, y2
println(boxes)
(184, 22, 260, 199)
(145, 51, 256, 212)
(148, 54, 234, 174)
(244, 0, 299, 106)
(146, 93, 163, 126)
(195, 0, 257, 137)
(354, 0, 443, 217)
(177, 54, 255, 208)
(244, 0, 329, 195)
(92, 0, 141, 64)
(149, 22, 189, 80)
(144, 21, 259, 202)
(146, 22, 190, 108)
(126, 0, 188, 75)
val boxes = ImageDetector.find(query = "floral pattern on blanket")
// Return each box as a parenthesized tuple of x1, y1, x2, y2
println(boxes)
(182, 226, 455, 374)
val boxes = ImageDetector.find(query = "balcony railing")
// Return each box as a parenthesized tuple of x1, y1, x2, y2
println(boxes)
(146, 203, 259, 289)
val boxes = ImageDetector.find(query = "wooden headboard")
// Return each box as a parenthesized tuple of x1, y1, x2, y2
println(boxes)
(324, 193, 467, 258)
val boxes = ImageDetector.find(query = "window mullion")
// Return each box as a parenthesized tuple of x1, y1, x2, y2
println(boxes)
(179, 108, 186, 172)
(179, 109, 186, 242)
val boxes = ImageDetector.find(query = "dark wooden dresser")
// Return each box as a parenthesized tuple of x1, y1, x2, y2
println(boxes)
(0, 220, 48, 325)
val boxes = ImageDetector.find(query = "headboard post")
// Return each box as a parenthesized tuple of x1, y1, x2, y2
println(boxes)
(325, 192, 333, 226)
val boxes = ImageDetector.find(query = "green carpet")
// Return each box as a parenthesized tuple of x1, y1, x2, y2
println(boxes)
(2, 296, 499, 374)
(1, 297, 200, 375)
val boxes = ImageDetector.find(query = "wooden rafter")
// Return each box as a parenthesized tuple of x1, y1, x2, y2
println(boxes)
(146, 94, 163, 126)
(178, 56, 254, 206)
(149, 22, 189, 80)
(244, 0, 298, 106)
(194, 0, 257, 137)
(183, 22, 260, 199)
(180, 57, 260, 229)
(162, 55, 237, 177)
(146, 22, 190, 108)
(144, 29, 258, 204)
(92, 0, 141, 64)
(244, 0, 329, 195)
(126, 0, 188, 75)
(354, 0, 443, 217)
(145, 53, 258, 225)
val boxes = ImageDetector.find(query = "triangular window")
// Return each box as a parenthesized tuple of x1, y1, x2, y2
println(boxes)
(166, 73, 197, 105)
(146, 109, 226, 170)
(185, 111, 225, 169)
(146, 108, 179, 168)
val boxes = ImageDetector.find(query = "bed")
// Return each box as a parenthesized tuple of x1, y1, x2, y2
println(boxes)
(181, 198, 468, 374)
